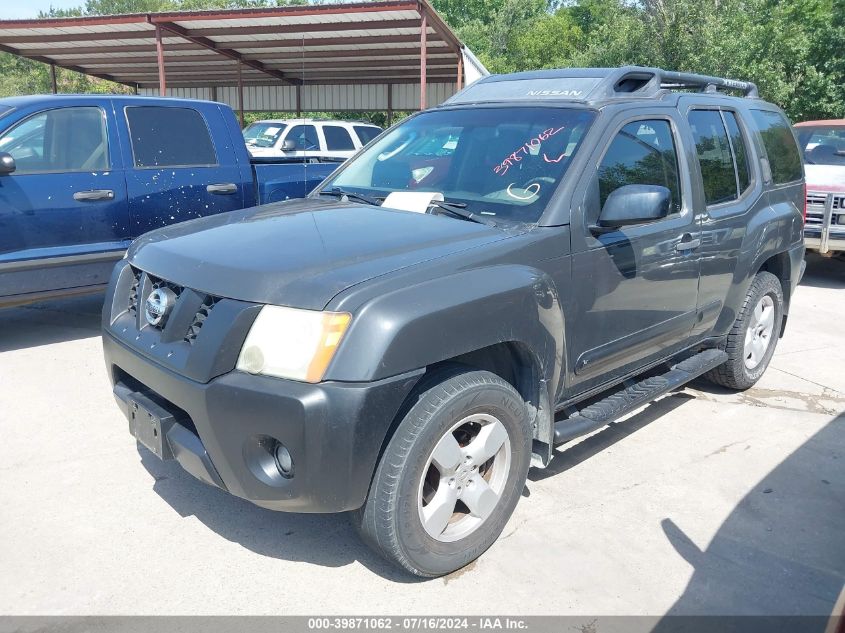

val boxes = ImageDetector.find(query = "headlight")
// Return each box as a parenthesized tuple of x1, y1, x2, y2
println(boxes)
(236, 305, 351, 383)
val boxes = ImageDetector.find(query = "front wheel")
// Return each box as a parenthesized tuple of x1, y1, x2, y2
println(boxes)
(354, 367, 532, 577)
(705, 271, 784, 390)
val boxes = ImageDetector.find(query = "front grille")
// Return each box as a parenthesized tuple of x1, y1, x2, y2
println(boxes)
(805, 192, 845, 228)
(127, 267, 142, 316)
(126, 268, 220, 343)
(184, 295, 220, 345)
(147, 275, 183, 304)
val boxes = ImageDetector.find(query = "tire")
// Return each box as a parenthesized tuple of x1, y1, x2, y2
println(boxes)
(705, 271, 784, 390)
(354, 366, 532, 578)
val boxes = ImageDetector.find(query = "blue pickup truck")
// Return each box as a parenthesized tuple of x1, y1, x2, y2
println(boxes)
(0, 95, 340, 308)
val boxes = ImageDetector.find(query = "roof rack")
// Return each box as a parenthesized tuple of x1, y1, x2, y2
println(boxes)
(595, 66, 759, 99)
(445, 65, 759, 107)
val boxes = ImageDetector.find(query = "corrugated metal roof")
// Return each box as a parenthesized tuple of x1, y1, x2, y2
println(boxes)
(0, 0, 465, 93)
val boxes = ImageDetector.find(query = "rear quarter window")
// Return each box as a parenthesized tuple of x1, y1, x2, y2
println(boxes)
(126, 106, 217, 168)
(354, 125, 381, 145)
(750, 109, 802, 184)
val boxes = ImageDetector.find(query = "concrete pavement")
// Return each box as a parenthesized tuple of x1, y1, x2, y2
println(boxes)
(0, 254, 842, 616)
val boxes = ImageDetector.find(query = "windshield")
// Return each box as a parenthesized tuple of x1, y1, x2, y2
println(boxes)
(243, 122, 287, 148)
(795, 125, 845, 166)
(320, 107, 596, 223)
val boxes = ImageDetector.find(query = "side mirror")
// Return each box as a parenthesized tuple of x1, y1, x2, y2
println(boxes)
(0, 152, 16, 174)
(596, 184, 670, 229)
(281, 139, 297, 152)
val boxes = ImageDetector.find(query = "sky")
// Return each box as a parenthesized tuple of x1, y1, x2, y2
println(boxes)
(0, 1, 83, 19)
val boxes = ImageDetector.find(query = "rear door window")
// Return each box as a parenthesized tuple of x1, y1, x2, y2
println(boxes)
(598, 119, 682, 215)
(323, 125, 356, 151)
(723, 111, 751, 192)
(688, 110, 738, 205)
(750, 109, 802, 184)
(126, 106, 217, 168)
(286, 125, 320, 151)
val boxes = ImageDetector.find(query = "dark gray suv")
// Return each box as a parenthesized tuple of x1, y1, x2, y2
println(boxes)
(102, 66, 806, 577)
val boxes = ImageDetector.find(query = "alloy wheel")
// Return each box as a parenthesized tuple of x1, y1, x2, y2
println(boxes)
(417, 413, 512, 543)
(744, 294, 776, 369)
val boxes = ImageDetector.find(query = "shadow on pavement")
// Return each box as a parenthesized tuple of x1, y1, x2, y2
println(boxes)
(136, 390, 695, 582)
(0, 293, 104, 353)
(653, 412, 845, 626)
(800, 253, 845, 290)
(137, 446, 423, 583)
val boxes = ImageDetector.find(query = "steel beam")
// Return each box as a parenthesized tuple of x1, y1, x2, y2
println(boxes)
(155, 24, 167, 96)
(20, 35, 449, 58)
(136, 77, 457, 88)
(175, 18, 424, 39)
(418, 0, 462, 55)
(0, 41, 130, 87)
(153, 20, 300, 86)
(237, 60, 245, 128)
(419, 8, 427, 110)
(456, 54, 463, 91)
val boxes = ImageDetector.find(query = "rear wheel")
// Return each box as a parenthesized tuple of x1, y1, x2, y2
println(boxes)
(354, 367, 531, 577)
(705, 271, 783, 390)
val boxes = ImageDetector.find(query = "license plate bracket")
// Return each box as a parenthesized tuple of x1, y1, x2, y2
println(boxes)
(128, 392, 177, 461)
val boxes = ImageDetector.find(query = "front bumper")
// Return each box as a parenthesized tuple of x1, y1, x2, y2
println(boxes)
(805, 230, 845, 253)
(104, 331, 422, 513)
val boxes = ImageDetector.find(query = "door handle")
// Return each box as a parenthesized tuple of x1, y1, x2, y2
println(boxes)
(675, 237, 701, 252)
(206, 183, 238, 195)
(73, 189, 114, 201)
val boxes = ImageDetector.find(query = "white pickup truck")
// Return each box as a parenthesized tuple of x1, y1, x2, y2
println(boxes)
(794, 119, 845, 255)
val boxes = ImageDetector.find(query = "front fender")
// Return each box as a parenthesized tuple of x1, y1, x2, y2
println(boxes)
(325, 265, 564, 387)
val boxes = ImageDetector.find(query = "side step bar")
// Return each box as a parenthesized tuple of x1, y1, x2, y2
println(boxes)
(553, 349, 728, 446)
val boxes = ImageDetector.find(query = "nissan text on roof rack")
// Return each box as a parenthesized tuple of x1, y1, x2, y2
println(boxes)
(102, 66, 806, 577)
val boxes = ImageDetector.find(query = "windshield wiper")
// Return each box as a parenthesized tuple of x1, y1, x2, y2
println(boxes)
(429, 200, 498, 228)
(319, 187, 382, 206)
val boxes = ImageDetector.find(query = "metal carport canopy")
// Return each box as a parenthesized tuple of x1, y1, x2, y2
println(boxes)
(0, 0, 487, 117)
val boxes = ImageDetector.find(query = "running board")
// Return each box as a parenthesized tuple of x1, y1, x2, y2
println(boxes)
(553, 349, 728, 446)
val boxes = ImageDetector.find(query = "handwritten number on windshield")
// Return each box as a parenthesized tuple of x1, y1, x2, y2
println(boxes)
(493, 127, 566, 177)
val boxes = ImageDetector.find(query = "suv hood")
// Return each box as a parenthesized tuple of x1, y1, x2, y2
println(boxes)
(248, 146, 280, 157)
(129, 198, 510, 310)
(805, 164, 845, 191)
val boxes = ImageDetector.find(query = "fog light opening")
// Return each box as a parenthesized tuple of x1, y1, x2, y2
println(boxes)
(274, 443, 294, 478)
(243, 435, 294, 487)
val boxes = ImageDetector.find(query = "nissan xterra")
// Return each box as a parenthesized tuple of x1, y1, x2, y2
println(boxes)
(102, 67, 806, 577)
